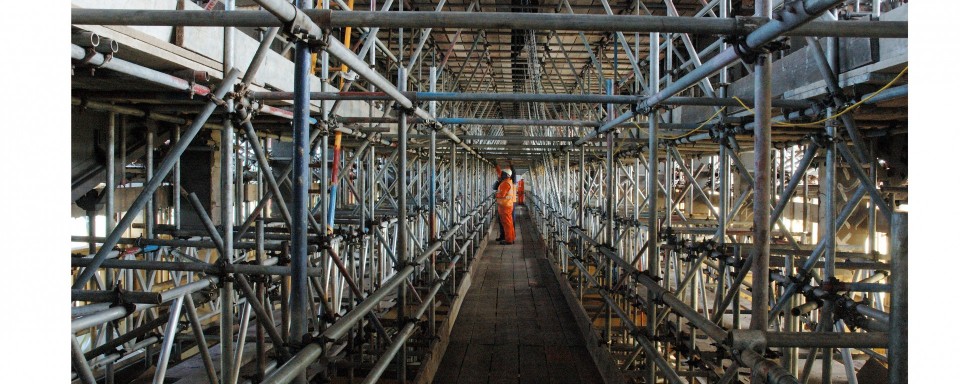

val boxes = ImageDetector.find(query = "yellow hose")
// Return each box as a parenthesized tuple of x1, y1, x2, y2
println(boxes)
(732, 66, 908, 128)
(620, 65, 908, 149)
(310, 0, 356, 82)
(340, 0, 355, 89)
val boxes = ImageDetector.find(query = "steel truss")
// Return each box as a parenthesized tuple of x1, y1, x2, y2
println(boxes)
(70, 0, 906, 383)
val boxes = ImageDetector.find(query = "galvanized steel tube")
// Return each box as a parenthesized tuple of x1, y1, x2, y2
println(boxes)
(428, 66, 438, 339)
(645, 29, 660, 383)
(185, 294, 220, 384)
(220, 3, 237, 381)
(750, 0, 773, 329)
(262, 201, 489, 383)
(888, 212, 907, 383)
(570, 1, 842, 148)
(70, 45, 211, 96)
(152, 297, 185, 384)
(71, 336, 97, 384)
(288, 1, 313, 374)
(252, 91, 812, 109)
(71, 9, 906, 38)
(396, 67, 410, 382)
(770, 143, 820, 227)
(72, 68, 242, 289)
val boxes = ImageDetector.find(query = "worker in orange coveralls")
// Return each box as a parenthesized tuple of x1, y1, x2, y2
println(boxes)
(495, 169, 517, 244)
(516, 178, 525, 205)
(493, 165, 505, 241)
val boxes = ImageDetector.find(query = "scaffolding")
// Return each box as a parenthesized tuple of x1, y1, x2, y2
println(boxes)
(69, 0, 907, 383)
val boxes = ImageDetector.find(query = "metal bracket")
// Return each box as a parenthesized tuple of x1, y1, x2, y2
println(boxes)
(791, 269, 813, 287)
(732, 38, 760, 65)
(835, 295, 869, 330)
(234, 106, 254, 126)
(647, 283, 667, 305)
(107, 288, 137, 316)
(77, 47, 108, 76)
(396, 260, 421, 270)
(390, 101, 417, 115)
(216, 257, 235, 283)
(286, 7, 322, 44)
(635, 104, 653, 115)
(206, 92, 227, 108)
(809, 132, 832, 147)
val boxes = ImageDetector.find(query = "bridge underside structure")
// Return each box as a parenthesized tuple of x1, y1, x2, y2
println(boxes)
(69, 1, 908, 383)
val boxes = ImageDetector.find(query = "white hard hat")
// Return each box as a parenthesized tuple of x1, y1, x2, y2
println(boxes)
(504, 169, 512, 176)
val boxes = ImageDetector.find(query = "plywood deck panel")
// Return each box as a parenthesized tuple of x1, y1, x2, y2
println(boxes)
(433, 206, 603, 384)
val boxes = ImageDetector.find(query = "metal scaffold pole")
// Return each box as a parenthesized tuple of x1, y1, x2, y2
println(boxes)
(428, 66, 439, 340)
(71, 8, 907, 38)
(578, 146, 586, 302)
(397, 67, 410, 384)
(71, 68, 243, 289)
(751, 0, 773, 334)
(290, 2, 313, 384)
(67, 1, 908, 382)
(889, 212, 907, 384)
(221, 2, 237, 383)
(646, 27, 660, 384)
(604, 78, 616, 350)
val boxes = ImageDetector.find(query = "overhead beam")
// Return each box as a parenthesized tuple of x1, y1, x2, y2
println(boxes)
(253, 91, 812, 109)
(71, 10, 907, 38)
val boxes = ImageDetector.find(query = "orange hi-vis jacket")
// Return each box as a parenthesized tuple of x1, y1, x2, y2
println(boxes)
(517, 179, 525, 203)
(496, 179, 516, 207)
(495, 178, 517, 243)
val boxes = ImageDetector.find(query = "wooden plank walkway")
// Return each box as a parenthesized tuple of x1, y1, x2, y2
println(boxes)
(433, 206, 604, 384)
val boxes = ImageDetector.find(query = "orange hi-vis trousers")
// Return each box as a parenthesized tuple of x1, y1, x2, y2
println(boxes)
(496, 178, 517, 243)
(498, 203, 515, 243)
(517, 180, 525, 204)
